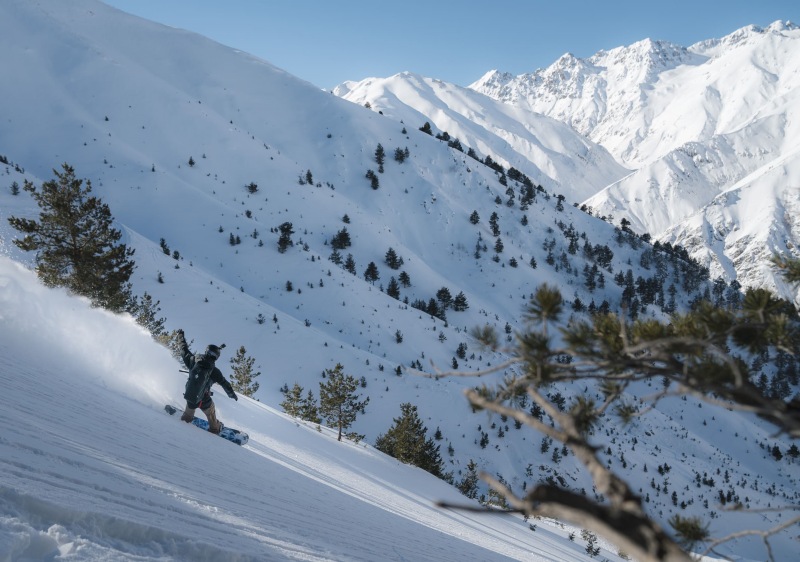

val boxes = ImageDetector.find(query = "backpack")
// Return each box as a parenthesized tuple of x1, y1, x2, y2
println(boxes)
(184, 354, 215, 405)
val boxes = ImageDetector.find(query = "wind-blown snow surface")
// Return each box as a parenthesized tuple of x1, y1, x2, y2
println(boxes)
(0, 256, 604, 561)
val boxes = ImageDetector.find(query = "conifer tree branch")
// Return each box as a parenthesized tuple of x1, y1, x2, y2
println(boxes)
(479, 472, 692, 562)
(425, 275, 800, 559)
(465, 388, 694, 561)
(699, 515, 800, 562)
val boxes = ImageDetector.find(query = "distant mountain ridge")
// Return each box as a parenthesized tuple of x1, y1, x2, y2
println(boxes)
(469, 20, 799, 167)
(340, 21, 800, 304)
(333, 72, 628, 202)
(470, 37, 704, 166)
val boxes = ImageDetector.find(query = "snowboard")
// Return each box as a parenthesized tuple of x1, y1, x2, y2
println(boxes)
(164, 404, 249, 446)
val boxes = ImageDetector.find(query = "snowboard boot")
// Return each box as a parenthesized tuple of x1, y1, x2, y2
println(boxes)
(202, 402, 222, 434)
(180, 406, 196, 423)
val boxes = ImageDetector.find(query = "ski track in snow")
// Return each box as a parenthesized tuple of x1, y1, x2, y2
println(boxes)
(242, 435, 570, 561)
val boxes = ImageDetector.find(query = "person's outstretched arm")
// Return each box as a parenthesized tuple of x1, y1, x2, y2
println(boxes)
(176, 329, 195, 369)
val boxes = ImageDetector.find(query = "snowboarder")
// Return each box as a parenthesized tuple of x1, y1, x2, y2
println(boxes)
(176, 329, 237, 434)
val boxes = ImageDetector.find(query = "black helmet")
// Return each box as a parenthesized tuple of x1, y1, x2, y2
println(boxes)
(205, 344, 222, 360)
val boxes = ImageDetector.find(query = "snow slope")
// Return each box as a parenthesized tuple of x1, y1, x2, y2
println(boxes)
(0, 1, 798, 559)
(640, 143, 800, 297)
(0, 256, 610, 561)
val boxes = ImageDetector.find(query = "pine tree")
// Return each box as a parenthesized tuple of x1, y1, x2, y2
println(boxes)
(344, 254, 357, 275)
(364, 261, 380, 284)
(489, 212, 500, 237)
(436, 287, 453, 310)
(277, 222, 294, 253)
(457, 459, 480, 498)
(385, 247, 403, 269)
(300, 389, 321, 423)
(319, 363, 369, 441)
(329, 248, 343, 265)
(375, 402, 445, 478)
(386, 276, 401, 300)
(129, 292, 166, 338)
(330, 227, 351, 250)
(452, 292, 469, 312)
(280, 383, 305, 417)
(8, 163, 135, 312)
(426, 298, 441, 320)
(494, 237, 504, 254)
(375, 143, 385, 173)
(281, 384, 321, 423)
(365, 169, 380, 189)
(229, 346, 260, 397)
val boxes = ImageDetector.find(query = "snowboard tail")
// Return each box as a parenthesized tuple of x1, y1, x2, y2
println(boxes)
(165, 404, 249, 446)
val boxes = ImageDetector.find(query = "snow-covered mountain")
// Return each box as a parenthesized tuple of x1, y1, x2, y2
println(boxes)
(470, 21, 799, 169)
(468, 21, 800, 303)
(333, 73, 628, 202)
(339, 21, 800, 304)
(1, 1, 798, 559)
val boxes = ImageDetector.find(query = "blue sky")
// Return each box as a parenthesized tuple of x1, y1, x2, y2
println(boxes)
(103, 0, 798, 89)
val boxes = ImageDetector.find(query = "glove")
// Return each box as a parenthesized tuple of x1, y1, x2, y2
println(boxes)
(227, 388, 238, 401)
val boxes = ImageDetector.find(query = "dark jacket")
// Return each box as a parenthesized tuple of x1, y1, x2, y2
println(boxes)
(180, 340, 235, 408)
